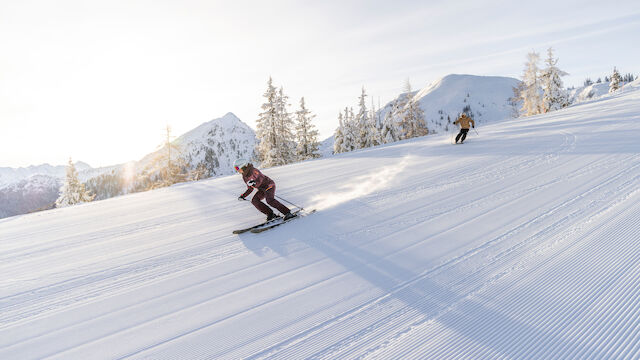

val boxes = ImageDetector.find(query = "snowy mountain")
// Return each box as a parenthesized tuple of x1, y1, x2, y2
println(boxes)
(0, 162, 94, 218)
(2, 77, 639, 359)
(139, 112, 257, 178)
(0, 175, 60, 218)
(319, 135, 335, 157)
(381, 74, 520, 133)
(0, 161, 91, 187)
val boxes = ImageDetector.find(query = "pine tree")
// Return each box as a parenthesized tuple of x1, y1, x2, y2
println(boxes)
(294, 97, 320, 160)
(355, 87, 380, 148)
(381, 100, 400, 143)
(609, 67, 623, 93)
(541, 47, 569, 112)
(333, 112, 346, 154)
(398, 93, 428, 139)
(256, 78, 296, 167)
(342, 107, 357, 152)
(275, 86, 297, 165)
(509, 82, 525, 118)
(256, 77, 279, 167)
(369, 98, 383, 146)
(404, 78, 412, 93)
(520, 51, 543, 116)
(56, 158, 94, 208)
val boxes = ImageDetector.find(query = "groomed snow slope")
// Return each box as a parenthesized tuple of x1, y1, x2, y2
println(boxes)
(1, 87, 640, 359)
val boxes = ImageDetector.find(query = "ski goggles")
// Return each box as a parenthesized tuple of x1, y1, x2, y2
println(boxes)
(234, 165, 245, 172)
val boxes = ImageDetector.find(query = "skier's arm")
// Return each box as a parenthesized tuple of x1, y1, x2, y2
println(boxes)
(240, 186, 253, 198)
(470, 119, 475, 128)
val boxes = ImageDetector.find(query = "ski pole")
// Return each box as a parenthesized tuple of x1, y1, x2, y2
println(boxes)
(275, 194, 304, 210)
(474, 128, 479, 136)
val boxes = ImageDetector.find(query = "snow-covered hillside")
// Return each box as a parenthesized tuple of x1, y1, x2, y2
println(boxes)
(381, 74, 520, 133)
(569, 82, 610, 103)
(569, 79, 639, 104)
(1, 85, 640, 359)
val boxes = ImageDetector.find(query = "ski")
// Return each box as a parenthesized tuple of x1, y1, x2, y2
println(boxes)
(250, 209, 316, 233)
(232, 216, 282, 234)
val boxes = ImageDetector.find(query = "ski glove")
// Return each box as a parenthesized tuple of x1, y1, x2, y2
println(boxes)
(472, 125, 475, 128)
(247, 180, 257, 187)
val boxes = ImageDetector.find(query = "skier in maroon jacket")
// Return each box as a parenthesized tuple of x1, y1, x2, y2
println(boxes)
(234, 159, 295, 221)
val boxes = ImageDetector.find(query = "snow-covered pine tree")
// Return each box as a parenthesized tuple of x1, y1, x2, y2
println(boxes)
(256, 77, 279, 166)
(404, 78, 412, 93)
(342, 107, 358, 152)
(541, 47, 569, 112)
(55, 158, 94, 208)
(355, 87, 380, 148)
(520, 51, 543, 116)
(369, 98, 383, 145)
(275, 86, 297, 165)
(294, 97, 320, 160)
(381, 100, 400, 143)
(398, 93, 428, 139)
(333, 112, 346, 154)
(509, 82, 526, 118)
(609, 67, 623, 93)
(256, 78, 296, 167)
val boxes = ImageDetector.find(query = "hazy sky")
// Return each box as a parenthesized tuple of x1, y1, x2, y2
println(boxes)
(1, 0, 639, 168)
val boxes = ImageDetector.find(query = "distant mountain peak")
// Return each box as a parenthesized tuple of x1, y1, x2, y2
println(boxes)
(223, 112, 240, 119)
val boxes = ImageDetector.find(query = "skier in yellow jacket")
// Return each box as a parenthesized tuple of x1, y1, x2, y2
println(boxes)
(453, 113, 475, 144)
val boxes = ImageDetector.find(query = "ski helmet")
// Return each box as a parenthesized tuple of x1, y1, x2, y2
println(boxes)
(234, 158, 250, 172)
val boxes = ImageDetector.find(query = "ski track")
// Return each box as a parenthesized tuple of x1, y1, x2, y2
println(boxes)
(1, 88, 639, 359)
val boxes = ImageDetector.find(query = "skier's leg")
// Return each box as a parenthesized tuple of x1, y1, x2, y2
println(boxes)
(264, 186, 291, 215)
(461, 129, 468, 142)
(251, 190, 273, 215)
(455, 130, 463, 143)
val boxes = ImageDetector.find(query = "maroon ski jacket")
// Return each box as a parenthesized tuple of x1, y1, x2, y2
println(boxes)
(240, 165, 275, 198)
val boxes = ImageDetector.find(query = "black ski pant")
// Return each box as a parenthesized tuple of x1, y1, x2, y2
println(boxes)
(456, 128, 469, 143)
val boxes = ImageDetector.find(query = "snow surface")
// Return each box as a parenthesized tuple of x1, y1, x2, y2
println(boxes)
(1, 86, 640, 359)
